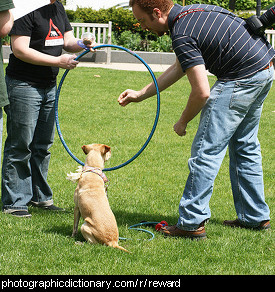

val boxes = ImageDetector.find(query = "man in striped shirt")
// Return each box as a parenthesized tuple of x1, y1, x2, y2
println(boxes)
(118, 0, 274, 239)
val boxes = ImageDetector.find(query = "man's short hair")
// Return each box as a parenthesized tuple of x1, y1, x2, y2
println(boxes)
(129, 0, 174, 14)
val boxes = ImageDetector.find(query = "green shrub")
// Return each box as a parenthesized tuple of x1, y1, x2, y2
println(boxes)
(117, 30, 142, 51)
(114, 31, 173, 52)
(74, 7, 139, 35)
(2, 35, 10, 45)
(148, 34, 173, 52)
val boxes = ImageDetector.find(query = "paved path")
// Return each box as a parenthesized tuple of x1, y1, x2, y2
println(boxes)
(78, 62, 275, 80)
(78, 62, 171, 72)
(5, 58, 275, 78)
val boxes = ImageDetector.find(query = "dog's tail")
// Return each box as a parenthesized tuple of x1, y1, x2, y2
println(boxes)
(115, 245, 131, 253)
(66, 166, 83, 183)
(108, 242, 131, 253)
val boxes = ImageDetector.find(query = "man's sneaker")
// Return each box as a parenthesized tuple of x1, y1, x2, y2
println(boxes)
(29, 201, 65, 211)
(3, 209, 32, 218)
(160, 224, 207, 240)
(42, 204, 65, 211)
(223, 219, 271, 230)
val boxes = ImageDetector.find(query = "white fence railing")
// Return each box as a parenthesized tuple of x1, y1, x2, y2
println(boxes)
(71, 21, 112, 64)
(266, 30, 275, 49)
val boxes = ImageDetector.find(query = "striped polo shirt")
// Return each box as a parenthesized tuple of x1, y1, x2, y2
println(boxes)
(168, 4, 275, 80)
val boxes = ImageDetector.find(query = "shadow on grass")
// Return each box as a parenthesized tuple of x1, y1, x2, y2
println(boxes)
(42, 207, 179, 243)
(114, 209, 178, 227)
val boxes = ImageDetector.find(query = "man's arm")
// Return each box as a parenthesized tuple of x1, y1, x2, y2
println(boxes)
(118, 58, 185, 106)
(173, 64, 210, 136)
(117, 60, 210, 137)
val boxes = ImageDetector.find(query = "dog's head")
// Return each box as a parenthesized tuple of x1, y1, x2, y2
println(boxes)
(82, 144, 111, 162)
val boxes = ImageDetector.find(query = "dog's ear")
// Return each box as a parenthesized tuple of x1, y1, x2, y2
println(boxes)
(82, 145, 88, 155)
(102, 145, 111, 161)
(103, 145, 111, 154)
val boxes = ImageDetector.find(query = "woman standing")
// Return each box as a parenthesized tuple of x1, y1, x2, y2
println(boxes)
(2, 0, 92, 217)
(0, 0, 14, 164)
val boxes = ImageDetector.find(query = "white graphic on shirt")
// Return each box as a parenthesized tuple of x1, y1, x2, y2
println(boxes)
(45, 18, 64, 46)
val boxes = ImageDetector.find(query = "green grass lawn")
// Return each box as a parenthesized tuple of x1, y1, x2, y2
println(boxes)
(0, 67, 274, 275)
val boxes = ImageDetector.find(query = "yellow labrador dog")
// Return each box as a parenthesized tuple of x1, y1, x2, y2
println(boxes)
(67, 144, 128, 252)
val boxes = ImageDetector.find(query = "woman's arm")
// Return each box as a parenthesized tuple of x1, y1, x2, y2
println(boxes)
(11, 35, 79, 70)
(64, 30, 96, 53)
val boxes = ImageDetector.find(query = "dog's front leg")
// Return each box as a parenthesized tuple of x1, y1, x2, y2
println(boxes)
(72, 206, 81, 237)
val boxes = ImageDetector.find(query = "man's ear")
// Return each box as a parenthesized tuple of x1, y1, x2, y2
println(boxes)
(152, 8, 162, 20)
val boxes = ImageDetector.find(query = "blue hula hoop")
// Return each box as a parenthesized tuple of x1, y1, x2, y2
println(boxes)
(55, 44, 160, 171)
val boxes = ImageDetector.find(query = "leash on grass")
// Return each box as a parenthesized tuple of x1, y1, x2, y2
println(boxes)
(119, 221, 168, 241)
(55, 44, 161, 172)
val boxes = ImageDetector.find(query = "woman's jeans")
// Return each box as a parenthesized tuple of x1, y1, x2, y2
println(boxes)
(2, 76, 56, 211)
(177, 66, 274, 230)
(0, 108, 3, 164)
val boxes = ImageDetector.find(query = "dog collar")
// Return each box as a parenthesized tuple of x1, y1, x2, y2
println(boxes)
(82, 166, 109, 186)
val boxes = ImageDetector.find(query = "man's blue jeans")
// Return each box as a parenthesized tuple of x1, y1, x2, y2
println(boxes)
(177, 66, 273, 230)
(2, 76, 56, 211)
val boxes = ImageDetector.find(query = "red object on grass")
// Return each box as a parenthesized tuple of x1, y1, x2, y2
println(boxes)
(155, 221, 168, 231)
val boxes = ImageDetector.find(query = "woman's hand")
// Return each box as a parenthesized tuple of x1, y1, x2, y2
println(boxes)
(58, 54, 79, 70)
